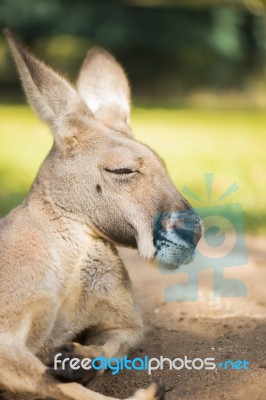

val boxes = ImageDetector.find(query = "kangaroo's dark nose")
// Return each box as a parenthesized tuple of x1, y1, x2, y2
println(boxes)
(177, 222, 202, 246)
(153, 209, 202, 269)
(154, 209, 202, 248)
(173, 210, 202, 247)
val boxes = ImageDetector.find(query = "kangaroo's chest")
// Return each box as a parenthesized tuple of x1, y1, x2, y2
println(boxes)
(36, 252, 122, 361)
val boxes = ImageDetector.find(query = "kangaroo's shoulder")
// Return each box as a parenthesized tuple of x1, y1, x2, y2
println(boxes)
(0, 204, 52, 271)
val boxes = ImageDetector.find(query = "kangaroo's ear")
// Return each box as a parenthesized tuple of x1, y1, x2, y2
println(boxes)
(77, 47, 132, 137)
(4, 29, 87, 142)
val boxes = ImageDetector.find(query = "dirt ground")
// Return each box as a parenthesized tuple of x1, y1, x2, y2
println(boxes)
(91, 236, 266, 400)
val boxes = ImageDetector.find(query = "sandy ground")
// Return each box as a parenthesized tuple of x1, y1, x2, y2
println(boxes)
(91, 235, 266, 400)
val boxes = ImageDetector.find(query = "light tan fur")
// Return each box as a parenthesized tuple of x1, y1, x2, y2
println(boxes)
(0, 30, 201, 400)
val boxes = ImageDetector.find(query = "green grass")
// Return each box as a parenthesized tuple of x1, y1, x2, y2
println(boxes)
(0, 105, 265, 233)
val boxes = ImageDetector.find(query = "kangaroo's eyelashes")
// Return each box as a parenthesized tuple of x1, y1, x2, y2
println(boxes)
(104, 168, 137, 175)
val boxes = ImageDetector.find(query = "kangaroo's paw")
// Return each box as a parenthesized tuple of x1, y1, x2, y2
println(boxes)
(131, 381, 165, 400)
(47, 343, 100, 386)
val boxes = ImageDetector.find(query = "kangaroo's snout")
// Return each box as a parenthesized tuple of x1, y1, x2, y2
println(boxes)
(173, 211, 202, 246)
(153, 209, 202, 270)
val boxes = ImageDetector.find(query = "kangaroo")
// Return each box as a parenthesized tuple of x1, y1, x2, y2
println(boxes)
(0, 30, 202, 400)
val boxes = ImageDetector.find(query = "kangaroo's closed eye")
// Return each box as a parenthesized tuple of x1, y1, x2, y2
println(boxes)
(104, 168, 136, 175)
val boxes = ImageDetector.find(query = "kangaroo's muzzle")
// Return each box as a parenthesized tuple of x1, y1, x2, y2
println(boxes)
(153, 209, 202, 270)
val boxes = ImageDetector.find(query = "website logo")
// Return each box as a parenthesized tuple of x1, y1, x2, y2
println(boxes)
(53, 354, 250, 375)
(154, 173, 248, 302)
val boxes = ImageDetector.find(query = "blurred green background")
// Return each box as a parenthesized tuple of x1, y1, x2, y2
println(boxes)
(0, 0, 265, 233)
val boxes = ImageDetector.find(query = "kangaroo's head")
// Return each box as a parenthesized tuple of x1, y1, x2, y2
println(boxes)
(4, 29, 202, 269)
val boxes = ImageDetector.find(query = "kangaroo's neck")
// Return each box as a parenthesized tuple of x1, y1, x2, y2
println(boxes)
(23, 176, 119, 269)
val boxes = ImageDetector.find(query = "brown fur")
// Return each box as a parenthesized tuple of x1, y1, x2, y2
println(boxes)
(0, 30, 201, 400)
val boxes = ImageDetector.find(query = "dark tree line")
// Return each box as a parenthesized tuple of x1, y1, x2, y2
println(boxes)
(0, 0, 266, 102)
